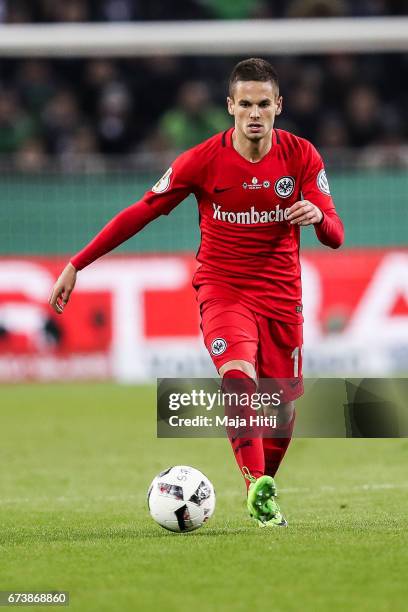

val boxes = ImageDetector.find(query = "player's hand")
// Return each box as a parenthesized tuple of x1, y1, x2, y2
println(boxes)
(287, 200, 323, 226)
(48, 262, 77, 314)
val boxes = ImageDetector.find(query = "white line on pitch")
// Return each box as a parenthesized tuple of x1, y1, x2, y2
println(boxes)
(0, 482, 408, 506)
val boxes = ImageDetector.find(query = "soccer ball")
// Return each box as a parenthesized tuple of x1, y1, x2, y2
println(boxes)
(147, 465, 215, 532)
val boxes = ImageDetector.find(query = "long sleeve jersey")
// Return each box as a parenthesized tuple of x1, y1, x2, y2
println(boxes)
(71, 128, 344, 323)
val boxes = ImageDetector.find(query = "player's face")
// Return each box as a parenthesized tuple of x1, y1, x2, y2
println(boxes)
(227, 80, 282, 142)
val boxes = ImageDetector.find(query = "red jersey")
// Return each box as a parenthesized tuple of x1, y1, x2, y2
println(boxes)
(71, 128, 344, 323)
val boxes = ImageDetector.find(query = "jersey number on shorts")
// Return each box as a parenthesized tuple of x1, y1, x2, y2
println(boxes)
(291, 346, 303, 378)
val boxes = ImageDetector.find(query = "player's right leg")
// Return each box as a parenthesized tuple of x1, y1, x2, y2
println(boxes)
(200, 299, 261, 477)
(219, 362, 284, 525)
(200, 299, 283, 525)
(243, 468, 286, 526)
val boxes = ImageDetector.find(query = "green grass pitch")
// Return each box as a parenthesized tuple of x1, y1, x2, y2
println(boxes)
(1, 383, 407, 612)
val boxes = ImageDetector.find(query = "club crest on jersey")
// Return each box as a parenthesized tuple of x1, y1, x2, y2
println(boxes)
(274, 176, 295, 198)
(317, 169, 330, 195)
(152, 167, 172, 193)
(211, 337, 227, 356)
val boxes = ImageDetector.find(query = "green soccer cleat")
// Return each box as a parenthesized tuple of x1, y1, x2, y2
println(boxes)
(243, 467, 288, 527)
(261, 504, 288, 528)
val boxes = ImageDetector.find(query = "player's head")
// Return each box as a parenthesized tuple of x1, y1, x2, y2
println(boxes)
(227, 58, 282, 142)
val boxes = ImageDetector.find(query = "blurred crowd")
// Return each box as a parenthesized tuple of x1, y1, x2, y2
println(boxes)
(2, 0, 408, 22)
(1, 53, 407, 169)
(0, 0, 407, 170)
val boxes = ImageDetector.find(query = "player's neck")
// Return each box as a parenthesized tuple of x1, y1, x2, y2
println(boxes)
(232, 129, 272, 163)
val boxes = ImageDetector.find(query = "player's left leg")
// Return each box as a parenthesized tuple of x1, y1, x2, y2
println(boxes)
(257, 316, 304, 479)
(262, 401, 296, 477)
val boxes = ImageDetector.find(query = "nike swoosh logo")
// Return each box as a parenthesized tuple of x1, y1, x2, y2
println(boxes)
(214, 186, 233, 193)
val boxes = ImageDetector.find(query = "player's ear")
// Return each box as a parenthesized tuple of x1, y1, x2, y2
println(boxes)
(275, 95, 283, 116)
(227, 96, 235, 116)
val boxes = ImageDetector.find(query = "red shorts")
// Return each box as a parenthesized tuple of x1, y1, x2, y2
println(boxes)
(201, 298, 303, 402)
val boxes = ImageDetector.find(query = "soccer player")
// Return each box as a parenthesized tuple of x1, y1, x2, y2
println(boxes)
(49, 58, 344, 527)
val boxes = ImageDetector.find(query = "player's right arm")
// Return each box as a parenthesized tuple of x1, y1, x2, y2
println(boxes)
(49, 151, 198, 314)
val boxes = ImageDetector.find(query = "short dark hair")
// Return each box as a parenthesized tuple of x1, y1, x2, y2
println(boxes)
(228, 58, 279, 97)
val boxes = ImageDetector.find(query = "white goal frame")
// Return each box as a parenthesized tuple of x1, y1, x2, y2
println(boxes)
(0, 17, 407, 56)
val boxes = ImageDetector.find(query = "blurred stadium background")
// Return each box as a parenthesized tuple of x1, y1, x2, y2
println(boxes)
(1, 0, 407, 382)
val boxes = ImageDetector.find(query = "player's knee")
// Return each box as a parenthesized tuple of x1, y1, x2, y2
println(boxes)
(264, 400, 295, 425)
(219, 360, 256, 381)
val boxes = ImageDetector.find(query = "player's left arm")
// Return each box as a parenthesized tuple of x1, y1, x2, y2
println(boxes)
(286, 141, 344, 249)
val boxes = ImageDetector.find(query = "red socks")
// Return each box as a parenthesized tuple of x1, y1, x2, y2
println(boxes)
(222, 370, 296, 487)
(263, 412, 296, 477)
(222, 370, 264, 489)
